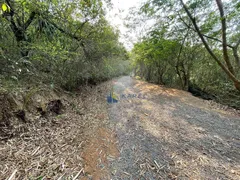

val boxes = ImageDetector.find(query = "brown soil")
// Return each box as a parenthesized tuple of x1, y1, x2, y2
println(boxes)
(82, 128, 119, 180)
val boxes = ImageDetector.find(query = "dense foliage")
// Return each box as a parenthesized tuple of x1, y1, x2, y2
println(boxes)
(0, 0, 239, 108)
(0, 0, 130, 90)
(130, 0, 240, 108)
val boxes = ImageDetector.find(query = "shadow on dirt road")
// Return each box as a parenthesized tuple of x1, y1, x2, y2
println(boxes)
(107, 76, 240, 179)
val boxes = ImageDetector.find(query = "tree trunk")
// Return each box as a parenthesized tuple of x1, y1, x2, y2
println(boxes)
(180, 0, 240, 92)
(176, 65, 184, 89)
(234, 82, 240, 91)
(146, 66, 152, 81)
(233, 46, 240, 67)
(5, 2, 37, 57)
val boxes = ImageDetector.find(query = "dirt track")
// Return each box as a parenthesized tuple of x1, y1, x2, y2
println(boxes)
(1, 76, 240, 179)
(107, 76, 240, 179)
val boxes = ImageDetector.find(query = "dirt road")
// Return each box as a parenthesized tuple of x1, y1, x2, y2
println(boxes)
(106, 76, 240, 179)
(1, 76, 240, 179)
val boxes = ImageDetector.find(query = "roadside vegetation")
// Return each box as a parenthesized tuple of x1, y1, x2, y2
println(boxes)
(0, 0, 130, 156)
(0, 1, 130, 178)
(130, 0, 240, 109)
(0, 0, 130, 91)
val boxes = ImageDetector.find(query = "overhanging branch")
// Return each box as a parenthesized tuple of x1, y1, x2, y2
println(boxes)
(24, 12, 37, 30)
(179, 0, 240, 84)
(48, 20, 82, 41)
(177, 12, 234, 48)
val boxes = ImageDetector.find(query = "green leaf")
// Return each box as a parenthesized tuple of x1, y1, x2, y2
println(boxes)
(1, 3, 10, 12)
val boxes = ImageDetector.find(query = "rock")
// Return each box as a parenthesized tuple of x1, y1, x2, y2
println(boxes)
(47, 100, 63, 114)
(15, 109, 26, 122)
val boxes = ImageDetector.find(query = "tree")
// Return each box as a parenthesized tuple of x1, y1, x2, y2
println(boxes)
(137, 0, 240, 91)
(131, 34, 181, 86)
(0, 0, 105, 57)
(0, 0, 130, 90)
(179, 0, 240, 91)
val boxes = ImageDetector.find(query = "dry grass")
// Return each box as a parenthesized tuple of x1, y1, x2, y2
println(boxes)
(0, 81, 113, 179)
(1, 76, 240, 179)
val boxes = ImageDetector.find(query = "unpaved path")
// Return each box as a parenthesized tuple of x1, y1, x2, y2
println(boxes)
(107, 76, 240, 179)
(1, 76, 240, 179)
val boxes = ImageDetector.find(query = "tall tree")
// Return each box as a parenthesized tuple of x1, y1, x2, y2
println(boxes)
(138, 0, 240, 91)
(0, 0, 106, 57)
(179, 0, 240, 91)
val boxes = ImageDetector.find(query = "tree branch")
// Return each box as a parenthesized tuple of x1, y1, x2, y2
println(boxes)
(236, 38, 240, 48)
(233, 38, 240, 66)
(48, 20, 82, 41)
(5, 0, 14, 16)
(73, 19, 89, 37)
(233, 47, 240, 67)
(178, 11, 240, 67)
(24, 12, 36, 30)
(176, 25, 190, 89)
(216, 0, 235, 75)
(177, 12, 234, 48)
(179, 0, 240, 85)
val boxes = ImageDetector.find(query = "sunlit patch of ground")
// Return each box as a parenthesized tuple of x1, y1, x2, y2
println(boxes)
(108, 76, 240, 179)
(134, 79, 240, 117)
